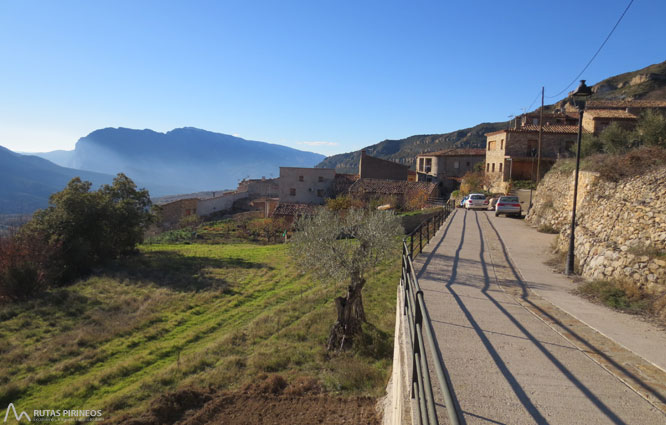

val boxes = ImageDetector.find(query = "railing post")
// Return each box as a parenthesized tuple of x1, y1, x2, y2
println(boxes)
(419, 226, 422, 254)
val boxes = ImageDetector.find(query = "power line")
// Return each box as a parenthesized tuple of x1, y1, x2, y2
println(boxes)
(525, 89, 542, 113)
(545, 0, 635, 99)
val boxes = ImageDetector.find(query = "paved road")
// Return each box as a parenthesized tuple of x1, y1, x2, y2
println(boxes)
(413, 208, 666, 425)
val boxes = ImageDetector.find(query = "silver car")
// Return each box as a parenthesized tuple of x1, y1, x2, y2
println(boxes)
(495, 196, 522, 217)
(464, 193, 488, 210)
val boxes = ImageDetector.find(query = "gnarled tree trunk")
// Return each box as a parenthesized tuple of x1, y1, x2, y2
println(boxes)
(327, 275, 366, 351)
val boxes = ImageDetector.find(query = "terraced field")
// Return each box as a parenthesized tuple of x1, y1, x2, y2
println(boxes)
(0, 242, 399, 422)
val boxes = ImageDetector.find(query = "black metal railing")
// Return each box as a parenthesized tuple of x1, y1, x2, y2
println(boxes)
(401, 201, 460, 425)
(406, 201, 454, 259)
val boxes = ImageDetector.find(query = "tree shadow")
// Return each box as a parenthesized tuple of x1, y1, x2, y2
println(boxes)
(105, 251, 271, 292)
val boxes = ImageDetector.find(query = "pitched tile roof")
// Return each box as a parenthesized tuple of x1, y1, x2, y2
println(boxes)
(271, 203, 319, 217)
(418, 148, 486, 157)
(348, 178, 437, 196)
(486, 125, 582, 136)
(586, 100, 666, 109)
(584, 109, 638, 119)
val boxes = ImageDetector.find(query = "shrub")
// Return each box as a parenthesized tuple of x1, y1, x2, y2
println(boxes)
(0, 232, 57, 300)
(634, 109, 666, 148)
(599, 122, 633, 154)
(21, 174, 154, 285)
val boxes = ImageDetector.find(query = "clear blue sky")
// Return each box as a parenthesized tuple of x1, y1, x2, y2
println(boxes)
(1, 0, 664, 156)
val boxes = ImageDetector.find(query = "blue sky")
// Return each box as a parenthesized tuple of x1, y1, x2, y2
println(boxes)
(1, 0, 664, 156)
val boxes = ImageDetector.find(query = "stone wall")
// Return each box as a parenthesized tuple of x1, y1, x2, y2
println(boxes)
(526, 167, 666, 294)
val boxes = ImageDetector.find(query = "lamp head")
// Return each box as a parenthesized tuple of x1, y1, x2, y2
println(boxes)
(571, 80, 592, 111)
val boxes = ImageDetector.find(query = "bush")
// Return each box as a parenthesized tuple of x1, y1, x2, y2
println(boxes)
(635, 109, 666, 148)
(21, 174, 153, 285)
(0, 232, 57, 300)
(599, 122, 633, 154)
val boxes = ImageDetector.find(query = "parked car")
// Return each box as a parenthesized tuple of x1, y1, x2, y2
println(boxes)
(464, 193, 488, 210)
(458, 195, 469, 208)
(495, 196, 522, 218)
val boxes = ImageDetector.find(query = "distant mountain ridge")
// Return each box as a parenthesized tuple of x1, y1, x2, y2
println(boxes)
(317, 122, 507, 173)
(34, 127, 325, 196)
(0, 145, 114, 214)
(319, 60, 666, 173)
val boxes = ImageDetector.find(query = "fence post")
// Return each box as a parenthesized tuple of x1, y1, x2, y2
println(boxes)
(419, 226, 422, 254)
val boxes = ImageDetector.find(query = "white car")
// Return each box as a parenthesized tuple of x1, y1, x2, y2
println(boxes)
(495, 196, 522, 217)
(464, 193, 488, 210)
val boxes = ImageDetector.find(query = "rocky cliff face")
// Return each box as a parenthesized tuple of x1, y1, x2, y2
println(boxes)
(526, 167, 666, 294)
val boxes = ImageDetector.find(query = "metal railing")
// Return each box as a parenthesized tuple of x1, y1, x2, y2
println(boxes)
(406, 201, 454, 259)
(401, 201, 460, 425)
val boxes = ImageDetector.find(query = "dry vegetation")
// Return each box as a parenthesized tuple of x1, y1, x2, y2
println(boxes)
(0, 242, 400, 422)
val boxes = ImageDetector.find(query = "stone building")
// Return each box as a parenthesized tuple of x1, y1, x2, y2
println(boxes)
(581, 109, 638, 135)
(158, 198, 199, 228)
(358, 150, 409, 181)
(415, 148, 486, 192)
(485, 125, 579, 187)
(278, 167, 336, 204)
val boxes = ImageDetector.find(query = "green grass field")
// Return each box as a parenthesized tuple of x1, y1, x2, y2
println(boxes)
(0, 242, 399, 420)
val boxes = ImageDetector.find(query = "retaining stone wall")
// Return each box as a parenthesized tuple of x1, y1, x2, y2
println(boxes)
(526, 167, 666, 294)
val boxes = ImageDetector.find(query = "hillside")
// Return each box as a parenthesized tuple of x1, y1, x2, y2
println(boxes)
(317, 121, 507, 173)
(33, 127, 325, 197)
(320, 60, 666, 173)
(0, 145, 114, 214)
(0, 241, 397, 423)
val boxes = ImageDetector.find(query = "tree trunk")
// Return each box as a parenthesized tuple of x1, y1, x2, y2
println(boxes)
(327, 276, 366, 351)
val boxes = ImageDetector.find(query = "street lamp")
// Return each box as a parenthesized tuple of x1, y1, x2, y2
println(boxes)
(565, 80, 592, 275)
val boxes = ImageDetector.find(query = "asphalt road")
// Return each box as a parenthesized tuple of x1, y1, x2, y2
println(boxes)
(413, 208, 666, 425)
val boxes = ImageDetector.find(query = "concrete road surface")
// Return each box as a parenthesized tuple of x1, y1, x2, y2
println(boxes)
(413, 208, 666, 425)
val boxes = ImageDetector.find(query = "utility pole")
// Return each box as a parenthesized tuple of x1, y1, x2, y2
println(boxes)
(536, 86, 544, 184)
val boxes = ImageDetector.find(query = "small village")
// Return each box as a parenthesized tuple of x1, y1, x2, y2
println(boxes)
(156, 98, 666, 230)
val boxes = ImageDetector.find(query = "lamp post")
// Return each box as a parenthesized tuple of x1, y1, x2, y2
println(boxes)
(565, 80, 592, 275)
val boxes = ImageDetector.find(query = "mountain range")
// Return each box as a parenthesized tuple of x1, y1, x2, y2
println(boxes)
(318, 60, 666, 173)
(1, 128, 324, 214)
(0, 146, 113, 214)
(2, 60, 665, 215)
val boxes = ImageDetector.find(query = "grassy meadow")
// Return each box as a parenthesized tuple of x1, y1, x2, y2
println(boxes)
(0, 241, 400, 421)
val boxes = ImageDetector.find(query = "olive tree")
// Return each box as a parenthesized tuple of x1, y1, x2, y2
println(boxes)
(290, 208, 403, 351)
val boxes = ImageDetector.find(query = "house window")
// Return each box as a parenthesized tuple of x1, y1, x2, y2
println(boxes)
(318, 176, 324, 182)
(298, 175, 304, 182)
(425, 158, 432, 173)
(419, 158, 424, 172)
(492, 163, 495, 172)
(500, 139, 504, 149)
(316, 189, 323, 197)
(453, 161, 459, 169)
(499, 163, 503, 173)
(289, 188, 296, 196)
(486, 163, 490, 172)
(466, 161, 471, 167)
(488, 141, 496, 150)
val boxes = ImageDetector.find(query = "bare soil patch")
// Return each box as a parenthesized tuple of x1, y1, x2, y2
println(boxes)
(114, 376, 380, 425)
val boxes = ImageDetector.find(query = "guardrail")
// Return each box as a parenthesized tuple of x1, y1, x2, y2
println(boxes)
(406, 201, 454, 258)
(401, 200, 460, 425)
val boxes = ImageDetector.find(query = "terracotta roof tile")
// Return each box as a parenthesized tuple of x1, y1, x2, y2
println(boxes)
(418, 148, 486, 157)
(271, 203, 319, 217)
(348, 178, 437, 196)
(584, 109, 638, 119)
(587, 100, 666, 109)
